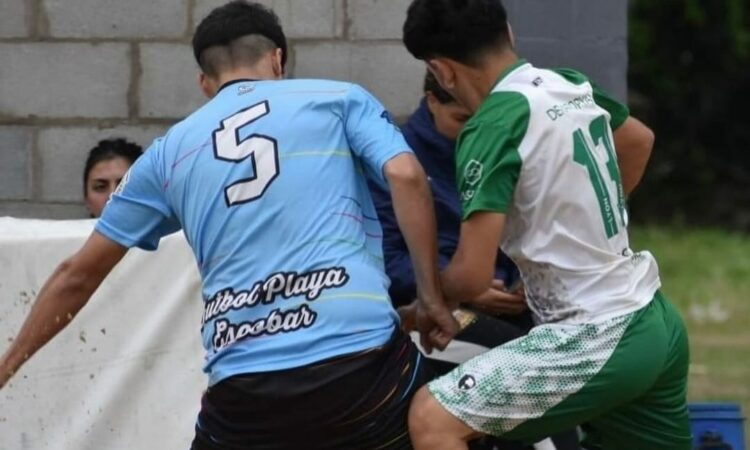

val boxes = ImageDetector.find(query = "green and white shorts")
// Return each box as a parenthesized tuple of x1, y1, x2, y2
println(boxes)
(428, 291, 692, 450)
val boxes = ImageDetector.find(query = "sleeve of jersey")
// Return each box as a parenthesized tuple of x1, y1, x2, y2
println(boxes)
(592, 83, 630, 130)
(456, 121, 523, 220)
(344, 84, 412, 186)
(95, 144, 181, 251)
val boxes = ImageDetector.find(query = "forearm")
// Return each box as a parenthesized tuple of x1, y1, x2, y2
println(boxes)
(441, 259, 486, 310)
(386, 157, 442, 304)
(1, 259, 98, 385)
(440, 212, 504, 309)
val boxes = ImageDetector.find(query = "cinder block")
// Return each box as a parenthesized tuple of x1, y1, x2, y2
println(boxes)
(348, 0, 412, 40)
(0, 201, 89, 220)
(193, 0, 343, 38)
(511, 0, 571, 40)
(139, 44, 207, 119)
(0, 43, 130, 119)
(45, 0, 189, 38)
(0, 0, 28, 38)
(572, 0, 627, 43)
(0, 127, 32, 200)
(516, 38, 627, 102)
(563, 43, 628, 102)
(37, 126, 168, 203)
(516, 38, 569, 69)
(293, 42, 425, 118)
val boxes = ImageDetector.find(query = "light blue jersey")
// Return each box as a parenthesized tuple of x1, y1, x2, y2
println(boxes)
(97, 79, 411, 385)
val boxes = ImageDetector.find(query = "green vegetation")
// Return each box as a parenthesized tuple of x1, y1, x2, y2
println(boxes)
(630, 226, 750, 443)
(628, 0, 750, 231)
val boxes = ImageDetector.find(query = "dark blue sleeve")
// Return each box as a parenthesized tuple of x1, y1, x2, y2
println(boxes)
(368, 179, 417, 307)
(494, 251, 520, 287)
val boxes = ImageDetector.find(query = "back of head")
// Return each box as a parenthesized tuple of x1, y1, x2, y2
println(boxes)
(192, 0, 287, 77)
(403, 0, 511, 65)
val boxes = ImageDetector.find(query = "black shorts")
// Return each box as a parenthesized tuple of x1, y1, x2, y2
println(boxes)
(191, 329, 430, 450)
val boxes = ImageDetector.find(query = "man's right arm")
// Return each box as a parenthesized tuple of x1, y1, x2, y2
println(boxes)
(0, 232, 127, 389)
(613, 116, 655, 195)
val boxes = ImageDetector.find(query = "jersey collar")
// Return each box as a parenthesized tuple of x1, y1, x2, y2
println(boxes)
(217, 78, 262, 94)
(492, 58, 529, 89)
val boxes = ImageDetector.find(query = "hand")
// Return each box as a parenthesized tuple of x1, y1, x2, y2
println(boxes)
(415, 295, 459, 354)
(466, 279, 527, 316)
(397, 301, 418, 333)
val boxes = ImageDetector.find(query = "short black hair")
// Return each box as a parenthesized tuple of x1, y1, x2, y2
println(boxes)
(424, 70, 455, 104)
(192, 1, 287, 76)
(403, 0, 511, 65)
(83, 138, 143, 195)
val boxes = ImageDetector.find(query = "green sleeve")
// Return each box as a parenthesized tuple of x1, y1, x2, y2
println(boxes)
(553, 68, 630, 130)
(591, 83, 629, 130)
(456, 93, 529, 220)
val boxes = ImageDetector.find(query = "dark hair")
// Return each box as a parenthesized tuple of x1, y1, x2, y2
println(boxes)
(423, 70, 455, 104)
(403, 0, 511, 65)
(192, 0, 287, 76)
(83, 138, 143, 195)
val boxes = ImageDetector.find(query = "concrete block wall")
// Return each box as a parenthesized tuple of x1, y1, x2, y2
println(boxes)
(0, 0, 627, 218)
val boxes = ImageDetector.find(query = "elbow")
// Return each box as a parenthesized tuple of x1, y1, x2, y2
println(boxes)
(384, 154, 427, 188)
(465, 269, 493, 301)
(641, 127, 655, 160)
(444, 263, 493, 305)
(55, 256, 97, 295)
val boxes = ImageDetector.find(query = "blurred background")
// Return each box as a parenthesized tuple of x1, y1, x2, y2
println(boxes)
(0, 0, 747, 445)
(627, 2, 750, 444)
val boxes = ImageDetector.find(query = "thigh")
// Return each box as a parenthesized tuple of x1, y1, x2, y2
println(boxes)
(414, 309, 525, 376)
(584, 294, 692, 450)
(427, 303, 669, 444)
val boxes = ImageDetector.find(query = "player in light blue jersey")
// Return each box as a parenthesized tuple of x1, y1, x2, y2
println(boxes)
(0, 2, 458, 448)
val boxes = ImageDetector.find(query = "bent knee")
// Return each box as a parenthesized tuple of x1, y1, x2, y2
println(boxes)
(408, 386, 435, 432)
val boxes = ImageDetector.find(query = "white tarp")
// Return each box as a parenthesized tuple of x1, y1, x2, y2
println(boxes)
(0, 218, 206, 450)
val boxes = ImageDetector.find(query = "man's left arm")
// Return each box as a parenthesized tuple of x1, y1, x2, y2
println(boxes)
(0, 233, 127, 388)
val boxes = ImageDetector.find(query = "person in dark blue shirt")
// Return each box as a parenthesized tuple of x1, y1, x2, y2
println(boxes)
(370, 72, 531, 329)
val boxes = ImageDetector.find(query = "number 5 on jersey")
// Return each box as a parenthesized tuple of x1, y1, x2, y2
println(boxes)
(213, 101, 280, 207)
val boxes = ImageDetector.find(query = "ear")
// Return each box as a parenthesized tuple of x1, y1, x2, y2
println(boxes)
(271, 48, 284, 79)
(427, 59, 456, 91)
(508, 21, 516, 48)
(425, 91, 440, 115)
(198, 72, 215, 99)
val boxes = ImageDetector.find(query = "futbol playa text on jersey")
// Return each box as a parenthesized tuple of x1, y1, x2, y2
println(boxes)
(205, 267, 350, 350)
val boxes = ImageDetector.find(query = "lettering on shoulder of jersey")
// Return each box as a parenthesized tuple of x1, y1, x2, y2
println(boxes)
(380, 110, 401, 131)
(546, 93, 595, 121)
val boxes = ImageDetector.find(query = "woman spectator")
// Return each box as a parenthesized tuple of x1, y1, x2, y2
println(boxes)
(83, 138, 143, 217)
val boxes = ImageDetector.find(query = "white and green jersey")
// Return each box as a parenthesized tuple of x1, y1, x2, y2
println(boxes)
(456, 60, 660, 324)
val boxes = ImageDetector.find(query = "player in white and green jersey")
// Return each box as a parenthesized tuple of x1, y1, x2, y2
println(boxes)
(402, 1, 691, 449)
